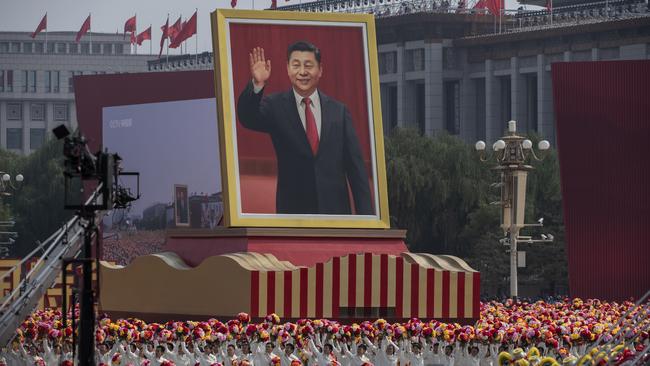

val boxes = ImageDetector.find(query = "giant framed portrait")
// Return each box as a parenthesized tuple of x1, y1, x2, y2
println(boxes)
(211, 9, 389, 228)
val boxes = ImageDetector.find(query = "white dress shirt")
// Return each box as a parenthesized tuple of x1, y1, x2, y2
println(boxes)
(252, 82, 322, 139)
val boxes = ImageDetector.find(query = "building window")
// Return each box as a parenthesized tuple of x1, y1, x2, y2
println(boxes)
(499, 76, 512, 128)
(599, 47, 620, 60)
(23, 71, 36, 93)
(7, 103, 22, 120)
(5, 70, 13, 92)
(0, 42, 8, 53)
(68, 71, 75, 92)
(405, 48, 425, 72)
(68, 71, 83, 92)
(30, 128, 46, 150)
(115, 43, 124, 54)
(54, 103, 68, 121)
(92, 43, 101, 54)
(444, 80, 461, 135)
(474, 78, 486, 141)
(379, 51, 397, 74)
(10, 42, 20, 53)
(23, 43, 32, 53)
(30, 103, 45, 121)
(381, 84, 398, 134)
(525, 75, 538, 133)
(443, 48, 458, 70)
(81, 43, 89, 54)
(56, 42, 66, 53)
(45, 71, 60, 93)
(416, 83, 426, 135)
(34, 42, 43, 53)
(0, 70, 4, 92)
(69, 43, 78, 53)
(7, 128, 23, 150)
(45, 71, 51, 92)
(28, 70, 36, 93)
(46, 42, 54, 53)
(52, 71, 60, 92)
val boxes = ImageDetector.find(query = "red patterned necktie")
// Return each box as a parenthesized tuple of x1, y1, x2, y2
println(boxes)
(303, 97, 319, 155)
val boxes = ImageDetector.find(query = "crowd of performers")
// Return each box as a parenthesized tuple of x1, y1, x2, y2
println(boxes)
(2, 298, 648, 366)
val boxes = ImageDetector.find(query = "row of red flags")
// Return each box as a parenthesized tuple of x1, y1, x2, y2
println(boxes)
(30, 12, 197, 58)
(31, 13, 94, 42)
(29, 0, 550, 52)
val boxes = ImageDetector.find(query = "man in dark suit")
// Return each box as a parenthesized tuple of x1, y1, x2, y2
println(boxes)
(237, 41, 373, 215)
(176, 188, 188, 223)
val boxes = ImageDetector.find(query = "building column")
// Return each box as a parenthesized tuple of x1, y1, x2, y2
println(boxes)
(22, 103, 29, 155)
(396, 44, 406, 128)
(563, 50, 571, 62)
(536, 54, 545, 137)
(510, 56, 521, 128)
(459, 50, 475, 141)
(537, 54, 555, 142)
(591, 48, 599, 61)
(485, 59, 499, 143)
(425, 42, 443, 136)
(0, 102, 5, 149)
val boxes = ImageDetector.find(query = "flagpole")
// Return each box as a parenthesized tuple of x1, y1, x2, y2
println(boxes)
(150, 24, 153, 55)
(166, 13, 169, 69)
(195, 8, 199, 67)
(134, 13, 137, 55)
(44, 13, 48, 54)
(499, 8, 502, 33)
(89, 13, 92, 54)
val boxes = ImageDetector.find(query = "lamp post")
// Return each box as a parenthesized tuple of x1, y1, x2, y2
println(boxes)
(475, 120, 553, 301)
(0, 172, 23, 195)
(0, 172, 24, 258)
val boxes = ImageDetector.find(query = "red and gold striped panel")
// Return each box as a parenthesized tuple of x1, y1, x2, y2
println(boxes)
(250, 253, 480, 321)
(0, 259, 110, 311)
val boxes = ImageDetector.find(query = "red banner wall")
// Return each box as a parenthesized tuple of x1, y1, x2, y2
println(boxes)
(552, 60, 650, 301)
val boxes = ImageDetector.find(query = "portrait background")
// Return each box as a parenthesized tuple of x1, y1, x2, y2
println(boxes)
(228, 22, 375, 214)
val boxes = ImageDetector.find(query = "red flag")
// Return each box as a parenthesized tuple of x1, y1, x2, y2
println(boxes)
(136, 26, 151, 46)
(31, 14, 47, 38)
(473, 0, 487, 9)
(546, 0, 553, 11)
(130, 31, 136, 44)
(486, 0, 503, 15)
(75, 15, 91, 43)
(168, 16, 182, 41)
(159, 17, 169, 58)
(271, 0, 277, 9)
(124, 15, 136, 37)
(231, 0, 238, 8)
(169, 11, 197, 49)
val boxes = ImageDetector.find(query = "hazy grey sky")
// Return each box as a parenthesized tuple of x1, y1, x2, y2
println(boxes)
(1, 0, 530, 53)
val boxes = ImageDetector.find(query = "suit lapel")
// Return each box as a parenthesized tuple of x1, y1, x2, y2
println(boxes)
(282, 90, 313, 156)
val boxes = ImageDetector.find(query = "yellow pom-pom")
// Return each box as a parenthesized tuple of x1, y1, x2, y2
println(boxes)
(498, 351, 513, 366)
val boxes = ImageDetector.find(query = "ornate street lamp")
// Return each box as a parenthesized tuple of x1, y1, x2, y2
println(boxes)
(475, 120, 554, 300)
(0, 172, 24, 196)
(0, 172, 24, 257)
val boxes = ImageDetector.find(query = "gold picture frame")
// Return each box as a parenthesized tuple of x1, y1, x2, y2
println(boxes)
(211, 9, 389, 229)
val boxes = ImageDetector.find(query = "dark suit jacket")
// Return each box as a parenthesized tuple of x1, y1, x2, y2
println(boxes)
(237, 81, 373, 215)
